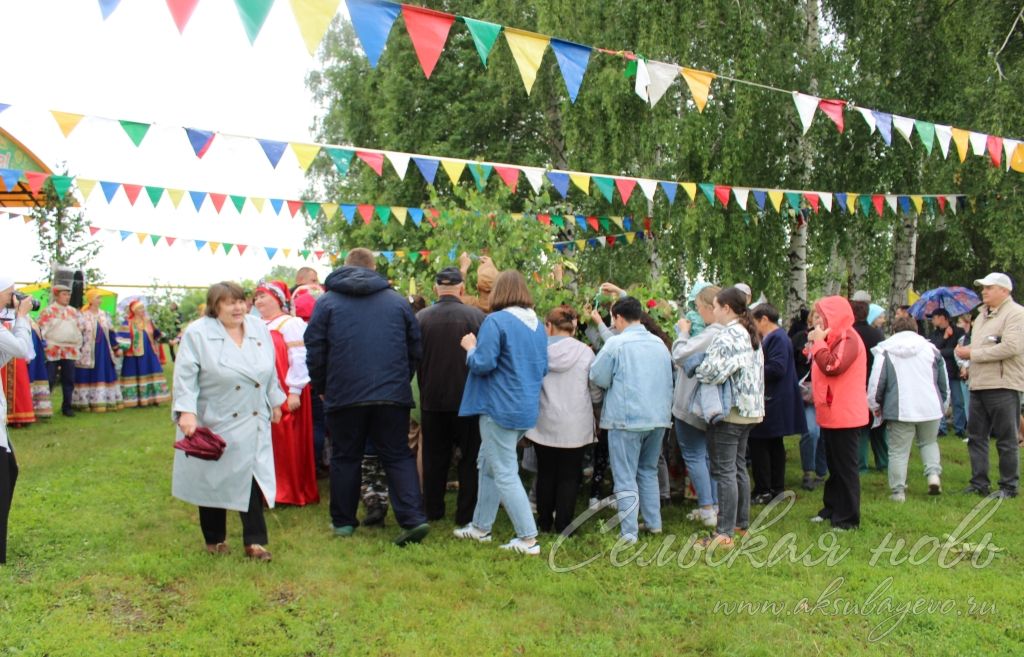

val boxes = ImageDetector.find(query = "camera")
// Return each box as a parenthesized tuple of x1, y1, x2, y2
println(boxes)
(11, 292, 40, 312)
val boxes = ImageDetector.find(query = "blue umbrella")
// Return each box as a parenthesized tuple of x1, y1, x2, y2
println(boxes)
(908, 286, 980, 320)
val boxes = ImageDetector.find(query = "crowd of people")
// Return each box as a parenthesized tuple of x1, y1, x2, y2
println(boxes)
(2, 258, 1022, 564)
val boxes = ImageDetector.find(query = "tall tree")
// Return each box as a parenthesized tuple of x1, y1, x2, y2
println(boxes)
(29, 171, 102, 283)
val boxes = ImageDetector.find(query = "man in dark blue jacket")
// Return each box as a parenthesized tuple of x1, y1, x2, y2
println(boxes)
(305, 248, 429, 546)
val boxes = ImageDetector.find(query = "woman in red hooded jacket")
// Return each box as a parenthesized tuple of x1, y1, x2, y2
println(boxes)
(807, 296, 867, 530)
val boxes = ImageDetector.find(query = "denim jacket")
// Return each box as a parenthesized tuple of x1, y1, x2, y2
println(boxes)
(589, 324, 673, 430)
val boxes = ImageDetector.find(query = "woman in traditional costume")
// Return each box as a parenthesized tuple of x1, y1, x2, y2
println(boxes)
(118, 301, 170, 408)
(27, 320, 52, 419)
(253, 281, 318, 506)
(72, 290, 123, 412)
(1, 322, 35, 427)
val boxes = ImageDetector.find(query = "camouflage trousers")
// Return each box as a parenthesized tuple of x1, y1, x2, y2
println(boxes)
(360, 455, 389, 514)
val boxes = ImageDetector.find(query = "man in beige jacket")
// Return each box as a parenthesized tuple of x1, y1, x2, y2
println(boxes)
(955, 272, 1024, 498)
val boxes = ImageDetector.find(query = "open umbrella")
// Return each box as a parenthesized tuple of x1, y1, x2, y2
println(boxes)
(908, 286, 980, 320)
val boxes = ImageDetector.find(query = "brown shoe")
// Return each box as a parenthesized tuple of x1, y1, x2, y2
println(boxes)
(244, 544, 272, 562)
(205, 542, 229, 555)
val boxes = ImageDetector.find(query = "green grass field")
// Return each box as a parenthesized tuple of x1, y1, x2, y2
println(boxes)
(1, 384, 1022, 656)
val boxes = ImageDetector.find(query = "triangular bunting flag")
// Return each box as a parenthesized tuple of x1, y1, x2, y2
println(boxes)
(915, 120, 935, 154)
(898, 196, 911, 214)
(522, 167, 544, 194)
(873, 111, 893, 146)
(289, 0, 340, 56)
(698, 183, 715, 205)
(189, 190, 207, 211)
(356, 150, 385, 175)
(99, 0, 122, 19)
(385, 151, 411, 179)
(346, 0, 401, 67)
(413, 157, 439, 184)
(592, 176, 614, 202)
(401, 5, 455, 79)
(166, 237, 177, 247)
(681, 68, 715, 112)
(234, 0, 275, 44)
(911, 195, 924, 214)
(286, 200, 302, 217)
(77, 178, 97, 200)
(547, 171, 570, 198)
(194, 239, 207, 250)
(89, 226, 101, 236)
(935, 124, 953, 159)
(752, 189, 767, 210)
(251, 197, 265, 212)
(224, 243, 234, 254)
(49, 175, 73, 199)
(847, 193, 860, 215)
(732, 187, 749, 210)
(100, 181, 120, 203)
(376, 205, 391, 224)
(856, 107, 876, 134)
(185, 127, 215, 158)
(468, 163, 492, 191)
(291, 143, 321, 171)
(892, 115, 915, 144)
(209, 193, 227, 213)
(950, 128, 970, 162)
(784, 191, 801, 211)
(265, 247, 278, 259)
(50, 111, 84, 137)
(570, 173, 591, 194)
(819, 192, 833, 213)
(357, 204, 375, 224)
(818, 99, 846, 133)
(137, 233, 148, 245)
(504, 27, 550, 95)
(792, 92, 819, 134)
(167, 188, 184, 208)
(834, 192, 847, 213)
(494, 166, 520, 193)
(122, 184, 142, 206)
(987, 135, 1003, 167)
(884, 194, 898, 214)
(119, 120, 151, 146)
(713, 185, 731, 208)
(969, 131, 987, 156)
(637, 179, 658, 202)
(463, 16, 501, 66)
(768, 190, 784, 212)
(146, 186, 165, 207)
(121, 230, 133, 241)
(441, 159, 465, 184)
(166, 0, 200, 33)
(326, 147, 354, 174)
(340, 204, 356, 224)
(550, 38, 591, 103)
(873, 194, 886, 217)
(803, 192, 819, 213)
(408, 207, 423, 227)
(230, 195, 247, 213)
(209, 241, 221, 254)
(645, 60, 679, 107)
(858, 195, 871, 216)
(392, 206, 408, 225)
(676, 182, 693, 203)
(615, 178, 637, 205)
(304, 202, 322, 219)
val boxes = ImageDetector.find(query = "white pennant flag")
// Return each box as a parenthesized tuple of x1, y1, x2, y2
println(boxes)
(732, 187, 749, 210)
(637, 178, 659, 202)
(792, 91, 819, 134)
(819, 192, 833, 213)
(892, 115, 915, 144)
(885, 194, 898, 214)
(1004, 139, 1021, 171)
(969, 131, 988, 156)
(385, 152, 411, 180)
(645, 60, 680, 107)
(596, 236, 607, 247)
(522, 167, 545, 194)
(856, 107, 876, 134)
(634, 59, 651, 103)
(946, 195, 959, 214)
(934, 124, 952, 158)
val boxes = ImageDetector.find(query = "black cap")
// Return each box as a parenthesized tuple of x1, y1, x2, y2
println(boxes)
(435, 267, 463, 285)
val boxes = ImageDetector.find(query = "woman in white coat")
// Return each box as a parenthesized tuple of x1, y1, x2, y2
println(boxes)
(1, 277, 36, 565)
(172, 282, 285, 561)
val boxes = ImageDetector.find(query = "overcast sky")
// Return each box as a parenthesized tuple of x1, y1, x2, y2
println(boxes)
(1, 0, 344, 292)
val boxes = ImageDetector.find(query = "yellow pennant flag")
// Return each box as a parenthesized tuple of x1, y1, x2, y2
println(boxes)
(511, 213, 524, 221)
(768, 190, 784, 212)
(209, 241, 221, 253)
(680, 68, 716, 113)
(570, 173, 591, 194)
(951, 128, 970, 162)
(395, 250, 406, 259)
(76, 178, 97, 200)
(1012, 143, 1024, 173)
(504, 28, 550, 95)
(575, 239, 587, 251)
(288, 0, 339, 56)
(250, 197, 266, 212)
(910, 195, 924, 214)
(166, 189, 185, 208)
(681, 182, 697, 201)
(22, 215, 33, 224)
(907, 287, 921, 305)
(50, 111, 84, 137)
(321, 202, 339, 220)
(392, 206, 408, 225)
(846, 193, 859, 214)
(610, 216, 624, 229)
(290, 143, 321, 171)
(441, 159, 466, 184)
(283, 248, 292, 258)
(624, 232, 636, 244)
(136, 233, 148, 244)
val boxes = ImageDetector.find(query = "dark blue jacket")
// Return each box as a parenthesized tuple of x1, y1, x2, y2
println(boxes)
(305, 266, 422, 411)
(750, 327, 807, 438)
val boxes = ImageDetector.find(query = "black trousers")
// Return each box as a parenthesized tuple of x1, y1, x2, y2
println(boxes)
(47, 359, 75, 413)
(967, 389, 1021, 493)
(590, 429, 610, 498)
(420, 410, 480, 525)
(326, 405, 427, 530)
(819, 427, 861, 529)
(0, 448, 17, 564)
(198, 478, 268, 546)
(534, 443, 586, 534)
(749, 436, 786, 497)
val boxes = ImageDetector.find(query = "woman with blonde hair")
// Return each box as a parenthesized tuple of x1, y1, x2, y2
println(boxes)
(72, 290, 123, 412)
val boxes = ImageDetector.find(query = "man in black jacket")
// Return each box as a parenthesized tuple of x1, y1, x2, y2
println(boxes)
(305, 248, 429, 546)
(851, 300, 888, 472)
(929, 309, 966, 437)
(416, 268, 485, 525)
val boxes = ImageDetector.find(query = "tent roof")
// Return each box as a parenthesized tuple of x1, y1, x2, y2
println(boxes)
(0, 127, 60, 208)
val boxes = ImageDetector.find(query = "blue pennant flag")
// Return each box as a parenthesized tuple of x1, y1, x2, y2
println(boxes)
(550, 39, 592, 103)
(119, 230, 131, 241)
(623, 217, 632, 231)
(834, 192, 847, 213)
(194, 240, 207, 250)
(265, 247, 278, 259)
(98, 0, 121, 19)
(554, 243, 567, 253)
(752, 190, 767, 211)
(184, 127, 215, 158)
(575, 215, 588, 231)
(408, 207, 424, 227)
(898, 196, 911, 214)
(270, 198, 284, 215)
(0, 168, 22, 191)
(547, 171, 570, 199)
(258, 139, 289, 168)
(340, 204, 357, 224)
(381, 251, 395, 263)
(346, 0, 401, 68)
(0, 104, 10, 114)
(873, 111, 893, 146)
(100, 181, 120, 203)
(413, 157, 439, 184)
(189, 191, 207, 211)
(659, 181, 677, 205)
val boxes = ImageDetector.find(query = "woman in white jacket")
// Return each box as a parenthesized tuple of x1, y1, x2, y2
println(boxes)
(867, 315, 949, 502)
(526, 306, 601, 534)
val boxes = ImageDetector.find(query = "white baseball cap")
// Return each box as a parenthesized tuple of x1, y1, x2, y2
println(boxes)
(735, 283, 752, 298)
(974, 272, 1013, 291)
(851, 290, 871, 302)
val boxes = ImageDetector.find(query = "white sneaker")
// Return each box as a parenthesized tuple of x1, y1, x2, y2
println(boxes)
(890, 491, 906, 503)
(809, 515, 826, 523)
(588, 497, 601, 510)
(453, 524, 492, 542)
(499, 537, 540, 555)
(927, 474, 942, 495)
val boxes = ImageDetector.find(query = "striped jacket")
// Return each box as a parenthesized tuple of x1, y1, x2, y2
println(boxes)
(695, 320, 765, 420)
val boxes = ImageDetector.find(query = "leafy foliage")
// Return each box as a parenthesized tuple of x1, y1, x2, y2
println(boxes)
(28, 169, 102, 284)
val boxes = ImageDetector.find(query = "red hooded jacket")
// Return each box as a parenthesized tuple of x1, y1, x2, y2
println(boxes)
(809, 296, 868, 429)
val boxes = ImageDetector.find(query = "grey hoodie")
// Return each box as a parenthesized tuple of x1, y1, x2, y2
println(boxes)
(671, 323, 724, 429)
(526, 336, 602, 449)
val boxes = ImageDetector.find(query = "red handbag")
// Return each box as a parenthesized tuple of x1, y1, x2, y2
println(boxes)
(174, 426, 227, 461)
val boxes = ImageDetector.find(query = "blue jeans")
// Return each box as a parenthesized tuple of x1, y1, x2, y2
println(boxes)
(940, 376, 968, 435)
(674, 418, 717, 507)
(607, 428, 664, 540)
(472, 415, 537, 540)
(798, 404, 827, 477)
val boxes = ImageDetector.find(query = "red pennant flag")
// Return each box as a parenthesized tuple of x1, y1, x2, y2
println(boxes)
(401, 5, 456, 79)
(987, 135, 1003, 167)
(210, 193, 227, 213)
(713, 185, 731, 208)
(586, 216, 599, 231)
(615, 178, 637, 205)
(356, 151, 385, 176)
(494, 166, 520, 193)
(936, 195, 947, 213)
(24, 171, 49, 195)
(419, 250, 431, 259)
(644, 217, 652, 233)
(165, 237, 176, 246)
(122, 183, 142, 206)
(166, 0, 199, 33)
(314, 250, 325, 260)
(89, 226, 101, 236)
(357, 204, 375, 224)
(607, 235, 617, 247)
(237, 244, 248, 255)
(818, 99, 846, 133)
(286, 200, 303, 217)
(536, 213, 551, 225)
(803, 192, 820, 213)
(872, 194, 885, 217)
(427, 208, 439, 228)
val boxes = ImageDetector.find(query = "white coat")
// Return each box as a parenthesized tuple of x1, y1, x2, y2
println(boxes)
(0, 317, 35, 452)
(171, 316, 286, 511)
(526, 336, 601, 449)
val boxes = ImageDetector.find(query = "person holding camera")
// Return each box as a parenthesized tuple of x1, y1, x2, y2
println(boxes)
(955, 273, 1024, 498)
(0, 276, 37, 564)
(37, 284, 83, 417)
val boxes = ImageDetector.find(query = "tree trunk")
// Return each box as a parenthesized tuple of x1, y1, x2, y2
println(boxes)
(889, 212, 918, 315)
(822, 239, 846, 297)
(849, 251, 867, 293)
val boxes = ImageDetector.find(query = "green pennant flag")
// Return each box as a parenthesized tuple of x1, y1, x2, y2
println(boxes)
(599, 216, 610, 231)
(463, 17, 502, 66)
(119, 120, 151, 147)
(593, 177, 615, 203)
(145, 186, 164, 206)
(859, 195, 873, 217)
(326, 147, 354, 175)
(468, 163, 492, 192)
(915, 120, 936, 154)
(925, 195, 937, 212)
(304, 202, 322, 219)
(551, 215, 565, 227)
(698, 182, 715, 205)
(299, 249, 310, 260)
(150, 234, 161, 246)
(223, 243, 234, 254)
(784, 191, 802, 210)
(376, 205, 392, 224)
(230, 195, 247, 213)
(624, 59, 637, 78)
(408, 251, 421, 263)
(234, 0, 274, 45)
(50, 175, 73, 198)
